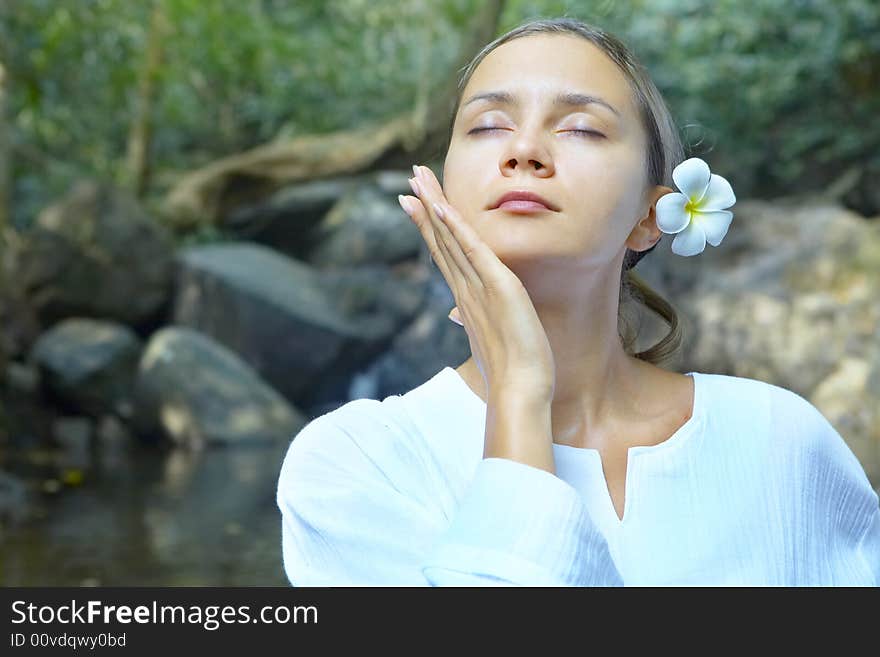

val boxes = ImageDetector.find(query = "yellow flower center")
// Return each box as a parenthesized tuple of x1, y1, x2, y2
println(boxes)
(685, 196, 702, 223)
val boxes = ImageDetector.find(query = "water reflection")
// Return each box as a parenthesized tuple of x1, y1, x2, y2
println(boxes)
(1, 412, 291, 586)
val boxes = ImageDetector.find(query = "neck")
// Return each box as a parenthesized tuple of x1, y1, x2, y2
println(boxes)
(460, 258, 649, 440)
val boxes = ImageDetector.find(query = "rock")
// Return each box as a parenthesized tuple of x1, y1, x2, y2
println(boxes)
(811, 358, 880, 485)
(222, 176, 354, 256)
(681, 290, 841, 397)
(11, 180, 175, 327)
(358, 259, 473, 401)
(221, 172, 422, 265)
(317, 261, 427, 324)
(29, 318, 142, 418)
(0, 231, 42, 361)
(131, 326, 307, 448)
(171, 242, 421, 407)
(306, 183, 423, 267)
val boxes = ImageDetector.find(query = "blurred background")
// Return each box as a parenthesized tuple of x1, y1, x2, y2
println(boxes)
(1, 0, 878, 585)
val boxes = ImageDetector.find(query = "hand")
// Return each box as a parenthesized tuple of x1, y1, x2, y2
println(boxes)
(398, 164, 556, 400)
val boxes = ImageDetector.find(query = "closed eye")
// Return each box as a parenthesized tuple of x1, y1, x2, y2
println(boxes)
(467, 127, 605, 139)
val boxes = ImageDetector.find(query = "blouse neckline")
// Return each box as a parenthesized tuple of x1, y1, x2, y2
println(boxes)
(441, 365, 706, 527)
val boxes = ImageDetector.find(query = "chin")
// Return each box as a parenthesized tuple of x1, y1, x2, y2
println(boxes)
(475, 210, 563, 244)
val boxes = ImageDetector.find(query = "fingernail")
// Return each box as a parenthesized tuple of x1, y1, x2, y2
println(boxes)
(408, 178, 420, 196)
(397, 194, 411, 215)
(448, 309, 463, 326)
(412, 164, 419, 178)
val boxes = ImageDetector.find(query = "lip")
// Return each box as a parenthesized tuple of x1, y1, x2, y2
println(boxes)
(490, 190, 559, 212)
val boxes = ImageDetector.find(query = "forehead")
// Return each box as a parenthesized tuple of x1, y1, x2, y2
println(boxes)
(462, 34, 634, 118)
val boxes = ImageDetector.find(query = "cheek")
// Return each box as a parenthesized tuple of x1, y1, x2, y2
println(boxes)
(442, 150, 484, 209)
(565, 168, 630, 231)
(573, 151, 645, 220)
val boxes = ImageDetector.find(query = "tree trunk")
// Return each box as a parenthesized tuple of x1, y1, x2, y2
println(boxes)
(125, 0, 167, 198)
(0, 58, 9, 234)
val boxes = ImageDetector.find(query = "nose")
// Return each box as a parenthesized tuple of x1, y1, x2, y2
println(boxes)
(499, 124, 555, 177)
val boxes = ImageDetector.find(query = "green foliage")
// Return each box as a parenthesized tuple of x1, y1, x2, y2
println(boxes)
(598, 0, 880, 196)
(5, 0, 879, 230)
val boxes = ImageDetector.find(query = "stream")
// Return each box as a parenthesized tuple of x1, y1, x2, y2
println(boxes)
(0, 390, 291, 586)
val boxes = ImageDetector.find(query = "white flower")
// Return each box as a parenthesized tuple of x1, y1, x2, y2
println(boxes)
(655, 157, 736, 256)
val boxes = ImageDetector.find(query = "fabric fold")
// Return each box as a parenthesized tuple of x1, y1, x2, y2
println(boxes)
(421, 457, 623, 586)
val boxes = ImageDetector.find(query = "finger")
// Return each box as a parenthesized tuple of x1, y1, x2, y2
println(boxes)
(399, 191, 461, 298)
(411, 167, 483, 289)
(448, 306, 463, 326)
(412, 167, 469, 275)
(408, 175, 461, 281)
(406, 177, 467, 301)
(415, 166, 496, 288)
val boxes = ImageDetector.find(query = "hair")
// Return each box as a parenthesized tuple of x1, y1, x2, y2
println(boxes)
(444, 17, 684, 366)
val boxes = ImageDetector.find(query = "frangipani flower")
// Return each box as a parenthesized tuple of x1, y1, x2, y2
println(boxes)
(655, 157, 736, 256)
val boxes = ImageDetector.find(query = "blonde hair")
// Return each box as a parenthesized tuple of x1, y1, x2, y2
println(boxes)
(446, 17, 684, 365)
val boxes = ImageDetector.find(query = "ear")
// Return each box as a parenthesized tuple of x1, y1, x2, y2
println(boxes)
(625, 184, 674, 252)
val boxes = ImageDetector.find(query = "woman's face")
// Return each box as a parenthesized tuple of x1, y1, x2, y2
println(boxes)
(443, 34, 658, 274)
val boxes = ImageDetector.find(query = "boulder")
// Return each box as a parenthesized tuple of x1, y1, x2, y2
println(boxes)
(132, 326, 306, 449)
(306, 181, 423, 267)
(222, 176, 354, 256)
(171, 241, 425, 407)
(29, 318, 142, 418)
(354, 257, 473, 402)
(11, 180, 175, 327)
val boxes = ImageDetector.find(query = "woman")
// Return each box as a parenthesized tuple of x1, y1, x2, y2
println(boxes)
(276, 18, 879, 586)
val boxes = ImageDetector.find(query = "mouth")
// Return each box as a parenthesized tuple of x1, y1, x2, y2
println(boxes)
(492, 200, 555, 214)
(490, 190, 559, 213)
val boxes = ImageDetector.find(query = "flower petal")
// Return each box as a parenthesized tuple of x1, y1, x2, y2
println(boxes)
(672, 157, 711, 202)
(671, 220, 706, 256)
(655, 192, 690, 234)
(696, 209, 734, 247)
(698, 174, 736, 210)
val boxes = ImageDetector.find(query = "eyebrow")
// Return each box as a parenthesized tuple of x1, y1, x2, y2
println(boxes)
(461, 90, 622, 118)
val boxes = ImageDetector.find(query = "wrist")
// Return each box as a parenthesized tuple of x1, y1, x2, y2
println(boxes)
(484, 390, 554, 472)
(488, 377, 554, 406)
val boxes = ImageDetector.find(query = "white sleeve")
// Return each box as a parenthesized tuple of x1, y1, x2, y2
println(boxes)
(786, 392, 880, 586)
(276, 409, 623, 587)
(857, 505, 880, 587)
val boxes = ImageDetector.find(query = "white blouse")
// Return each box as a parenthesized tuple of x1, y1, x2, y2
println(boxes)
(276, 366, 880, 586)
